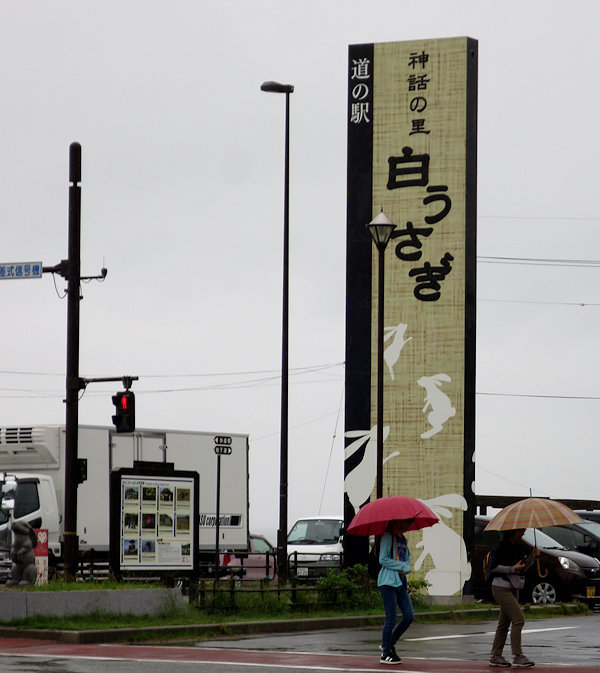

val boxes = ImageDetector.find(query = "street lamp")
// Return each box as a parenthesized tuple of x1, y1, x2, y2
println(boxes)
(366, 210, 396, 500)
(261, 80, 294, 581)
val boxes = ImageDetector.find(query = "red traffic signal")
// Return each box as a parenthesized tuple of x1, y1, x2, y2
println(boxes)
(112, 390, 135, 433)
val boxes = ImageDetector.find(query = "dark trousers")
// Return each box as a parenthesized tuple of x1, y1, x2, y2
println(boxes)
(379, 583, 414, 655)
(491, 585, 525, 658)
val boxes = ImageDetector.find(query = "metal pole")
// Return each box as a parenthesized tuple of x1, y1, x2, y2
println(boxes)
(376, 244, 385, 500)
(215, 453, 221, 575)
(277, 90, 290, 581)
(63, 142, 82, 579)
(261, 81, 294, 582)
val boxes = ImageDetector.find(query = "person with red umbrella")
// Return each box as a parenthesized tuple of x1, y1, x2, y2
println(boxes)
(377, 518, 416, 665)
(347, 496, 439, 666)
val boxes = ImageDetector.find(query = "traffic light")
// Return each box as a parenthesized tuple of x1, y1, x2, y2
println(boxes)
(76, 458, 88, 484)
(111, 390, 135, 433)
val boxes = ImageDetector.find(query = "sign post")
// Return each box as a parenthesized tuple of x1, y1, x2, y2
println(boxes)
(33, 529, 49, 585)
(214, 436, 232, 574)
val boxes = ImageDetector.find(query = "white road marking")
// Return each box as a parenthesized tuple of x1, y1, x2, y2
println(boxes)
(405, 625, 577, 641)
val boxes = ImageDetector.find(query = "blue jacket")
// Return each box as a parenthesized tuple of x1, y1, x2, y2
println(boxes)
(378, 531, 411, 588)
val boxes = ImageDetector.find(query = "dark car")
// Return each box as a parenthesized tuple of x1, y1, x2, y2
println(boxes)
(540, 520, 600, 563)
(474, 516, 600, 607)
(574, 510, 600, 525)
(221, 534, 277, 581)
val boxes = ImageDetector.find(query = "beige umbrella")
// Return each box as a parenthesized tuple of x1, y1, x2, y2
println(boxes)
(484, 497, 584, 579)
(484, 497, 583, 531)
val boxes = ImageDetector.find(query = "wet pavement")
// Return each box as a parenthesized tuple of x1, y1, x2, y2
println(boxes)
(0, 615, 598, 671)
(196, 613, 600, 668)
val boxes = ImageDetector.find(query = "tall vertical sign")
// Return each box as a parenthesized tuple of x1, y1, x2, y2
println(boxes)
(345, 37, 477, 596)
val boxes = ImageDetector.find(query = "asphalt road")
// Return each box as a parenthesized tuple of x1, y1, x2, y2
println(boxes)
(0, 614, 598, 672)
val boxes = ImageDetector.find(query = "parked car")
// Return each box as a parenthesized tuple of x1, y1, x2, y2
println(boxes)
(574, 510, 600, 524)
(540, 520, 600, 563)
(474, 516, 600, 607)
(221, 534, 277, 581)
(287, 516, 344, 579)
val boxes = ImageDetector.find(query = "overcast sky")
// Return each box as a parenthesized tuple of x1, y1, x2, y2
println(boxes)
(2, 1, 599, 542)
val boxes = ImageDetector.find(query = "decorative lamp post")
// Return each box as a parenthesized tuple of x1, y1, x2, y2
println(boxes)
(366, 210, 396, 500)
(261, 80, 294, 580)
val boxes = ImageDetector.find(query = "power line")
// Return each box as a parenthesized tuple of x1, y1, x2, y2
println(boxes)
(479, 215, 600, 222)
(0, 362, 345, 380)
(478, 255, 600, 268)
(0, 363, 345, 399)
(479, 298, 600, 306)
(477, 391, 600, 401)
(476, 463, 551, 498)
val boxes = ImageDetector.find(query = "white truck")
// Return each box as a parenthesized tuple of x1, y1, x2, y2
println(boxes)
(287, 515, 344, 579)
(0, 425, 250, 568)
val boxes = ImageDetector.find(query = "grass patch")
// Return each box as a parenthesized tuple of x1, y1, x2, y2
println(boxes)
(2, 599, 589, 634)
(2, 578, 164, 592)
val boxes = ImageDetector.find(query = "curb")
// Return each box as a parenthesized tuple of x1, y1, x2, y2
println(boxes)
(0, 609, 500, 644)
(0, 603, 582, 645)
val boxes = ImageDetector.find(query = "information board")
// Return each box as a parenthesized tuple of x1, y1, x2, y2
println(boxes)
(110, 464, 199, 574)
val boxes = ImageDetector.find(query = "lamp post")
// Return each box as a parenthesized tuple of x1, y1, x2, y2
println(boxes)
(261, 80, 294, 581)
(366, 210, 396, 500)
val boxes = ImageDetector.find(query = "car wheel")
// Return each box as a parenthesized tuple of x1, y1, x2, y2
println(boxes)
(529, 579, 558, 604)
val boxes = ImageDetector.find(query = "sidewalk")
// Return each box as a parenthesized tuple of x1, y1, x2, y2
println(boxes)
(0, 605, 502, 644)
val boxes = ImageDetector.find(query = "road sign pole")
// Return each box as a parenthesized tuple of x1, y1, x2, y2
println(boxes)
(214, 452, 221, 575)
(213, 436, 232, 576)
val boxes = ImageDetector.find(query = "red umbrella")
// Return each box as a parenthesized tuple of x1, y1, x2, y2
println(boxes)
(346, 496, 439, 536)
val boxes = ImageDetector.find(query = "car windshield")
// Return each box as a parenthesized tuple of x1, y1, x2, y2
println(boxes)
(288, 519, 343, 544)
(251, 536, 274, 554)
(522, 528, 566, 549)
(578, 521, 600, 536)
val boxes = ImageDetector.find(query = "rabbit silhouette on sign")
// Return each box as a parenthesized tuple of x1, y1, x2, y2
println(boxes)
(383, 323, 412, 379)
(413, 493, 471, 596)
(344, 426, 399, 515)
(417, 373, 456, 439)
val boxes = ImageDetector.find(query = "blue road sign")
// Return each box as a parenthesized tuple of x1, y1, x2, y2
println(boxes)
(0, 262, 43, 279)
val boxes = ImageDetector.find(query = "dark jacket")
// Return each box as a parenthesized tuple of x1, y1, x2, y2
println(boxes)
(490, 539, 535, 590)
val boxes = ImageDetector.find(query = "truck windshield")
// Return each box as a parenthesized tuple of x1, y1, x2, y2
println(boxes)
(288, 519, 343, 544)
(14, 481, 40, 518)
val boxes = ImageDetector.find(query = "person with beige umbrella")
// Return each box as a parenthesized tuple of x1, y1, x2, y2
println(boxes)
(484, 497, 584, 668)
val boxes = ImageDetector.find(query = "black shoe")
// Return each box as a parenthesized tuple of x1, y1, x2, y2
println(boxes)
(380, 651, 401, 664)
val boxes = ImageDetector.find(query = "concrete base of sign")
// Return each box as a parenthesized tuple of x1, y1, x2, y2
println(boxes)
(0, 587, 185, 621)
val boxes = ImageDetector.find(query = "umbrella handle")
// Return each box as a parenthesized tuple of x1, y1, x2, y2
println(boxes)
(536, 557, 548, 578)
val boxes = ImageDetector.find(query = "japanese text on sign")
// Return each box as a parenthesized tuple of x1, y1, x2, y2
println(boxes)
(349, 57, 371, 125)
(385, 49, 455, 302)
(0, 262, 42, 279)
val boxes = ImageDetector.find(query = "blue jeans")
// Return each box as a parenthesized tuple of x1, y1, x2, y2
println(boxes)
(379, 582, 414, 655)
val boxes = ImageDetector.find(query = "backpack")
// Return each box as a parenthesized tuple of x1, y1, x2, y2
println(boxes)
(483, 548, 495, 582)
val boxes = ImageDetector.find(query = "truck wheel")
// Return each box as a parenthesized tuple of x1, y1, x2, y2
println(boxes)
(529, 578, 558, 604)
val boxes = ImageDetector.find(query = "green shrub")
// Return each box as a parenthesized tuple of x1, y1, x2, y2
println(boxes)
(206, 588, 292, 616)
(407, 577, 431, 609)
(316, 564, 379, 609)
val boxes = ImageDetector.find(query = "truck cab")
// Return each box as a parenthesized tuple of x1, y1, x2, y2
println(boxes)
(0, 474, 61, 559)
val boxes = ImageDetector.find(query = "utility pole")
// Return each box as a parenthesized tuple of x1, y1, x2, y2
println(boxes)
(63, 141, 83, 579)
(47, 143, 105, 577)
(32, 143, 107, 579)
